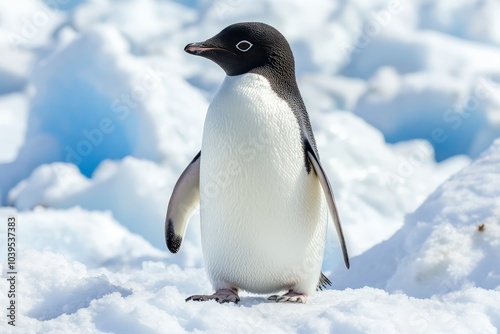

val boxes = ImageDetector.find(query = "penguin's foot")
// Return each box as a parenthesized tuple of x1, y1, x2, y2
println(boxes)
(267, 291, 308, 303)
(186, 289, 240, 304)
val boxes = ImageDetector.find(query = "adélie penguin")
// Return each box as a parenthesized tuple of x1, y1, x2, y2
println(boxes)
(165, 22, 349, 304)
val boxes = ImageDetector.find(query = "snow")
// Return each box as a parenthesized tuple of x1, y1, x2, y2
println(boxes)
(333, 139, 500, 298)
(1, 232, 499, 332)
(0, 0, 499, 332)
(0, 93, 28, 164)
(348, 31, 500, 161)
(6, 112, 467, 258)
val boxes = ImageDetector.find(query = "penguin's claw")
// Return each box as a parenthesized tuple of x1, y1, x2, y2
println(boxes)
(186, 289, 240, 304)
(267, 291, 307, 303)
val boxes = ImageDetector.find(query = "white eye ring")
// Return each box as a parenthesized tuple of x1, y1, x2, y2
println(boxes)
(236, 40, 253, 52)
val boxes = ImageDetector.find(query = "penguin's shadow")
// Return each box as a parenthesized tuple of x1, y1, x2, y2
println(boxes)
(236, 296, 271, 306)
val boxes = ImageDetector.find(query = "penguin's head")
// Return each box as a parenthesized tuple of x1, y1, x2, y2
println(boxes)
(185, 22, 294, 76)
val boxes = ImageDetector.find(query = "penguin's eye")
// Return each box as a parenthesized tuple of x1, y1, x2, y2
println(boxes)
(236, 40, 253, 52)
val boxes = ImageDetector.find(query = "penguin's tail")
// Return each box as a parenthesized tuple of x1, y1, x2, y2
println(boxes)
(317, 272, 332, 291)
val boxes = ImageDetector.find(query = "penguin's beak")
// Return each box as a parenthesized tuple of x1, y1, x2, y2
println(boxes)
(184, 42, 208, 54)
(184, 42, 227, 55)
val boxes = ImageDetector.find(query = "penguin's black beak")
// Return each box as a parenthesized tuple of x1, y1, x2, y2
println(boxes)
(184, 42, 227, 55)
(185, 42, 207, 55)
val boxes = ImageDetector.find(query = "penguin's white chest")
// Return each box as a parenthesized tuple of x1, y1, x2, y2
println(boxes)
(200, 73, 327, 294)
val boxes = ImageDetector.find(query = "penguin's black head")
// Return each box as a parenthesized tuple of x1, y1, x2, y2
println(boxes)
(185, 22, 295, 76)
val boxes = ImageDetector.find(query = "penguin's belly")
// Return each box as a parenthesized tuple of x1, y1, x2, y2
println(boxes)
(200, 73, 327, 294)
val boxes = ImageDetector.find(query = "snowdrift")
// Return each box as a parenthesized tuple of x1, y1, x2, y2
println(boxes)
(0, 0, 499, 333)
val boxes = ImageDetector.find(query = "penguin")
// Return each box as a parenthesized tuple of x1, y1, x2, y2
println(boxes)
(166, 22, 349, 304)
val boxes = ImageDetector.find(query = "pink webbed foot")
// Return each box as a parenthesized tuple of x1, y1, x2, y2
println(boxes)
(267, 290, 308, 303)
(186, 288, 240, 304)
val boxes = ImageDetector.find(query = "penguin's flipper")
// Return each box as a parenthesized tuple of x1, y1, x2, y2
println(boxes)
(165, 151, 201, 253)
(305, 141, 350, 269)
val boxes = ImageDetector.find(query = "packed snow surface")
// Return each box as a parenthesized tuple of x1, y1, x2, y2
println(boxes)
(0, 0, 499, 333)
